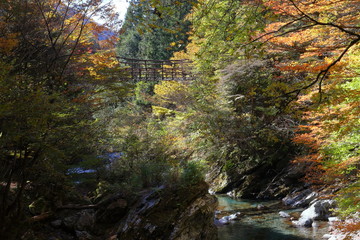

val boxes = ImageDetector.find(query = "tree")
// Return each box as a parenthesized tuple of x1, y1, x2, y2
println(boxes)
(0, 1, 121, 238)
(188, 0, 267, 74)
(117, 0, 193, 60)
(260, 0, 360, 100)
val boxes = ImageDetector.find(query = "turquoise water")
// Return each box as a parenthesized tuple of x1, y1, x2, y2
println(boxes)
(217, 196, 330, 240)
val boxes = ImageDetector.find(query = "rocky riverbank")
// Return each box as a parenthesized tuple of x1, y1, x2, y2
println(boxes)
(215, 192, 359, 240)
(23, 181, 217, 240)
(207, 158, 359, 239)
(207, 159, 308, 199)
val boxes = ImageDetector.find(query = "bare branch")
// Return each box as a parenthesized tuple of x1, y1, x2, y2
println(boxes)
(288, 0, 360, 38)
(283, 37, 360, 100)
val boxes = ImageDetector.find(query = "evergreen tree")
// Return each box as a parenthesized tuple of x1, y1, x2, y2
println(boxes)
(117, 0, 193, 60)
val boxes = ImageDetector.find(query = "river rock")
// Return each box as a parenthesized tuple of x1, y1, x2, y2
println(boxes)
(63, 214, 80, 230)
(117, 182, 218, 240)
(229, 212, 241, 220)
(51, 219, 62, 228)
(217, 212, 241, 225)
(292, 218, 313, 227)
(311, 200, 336, 220)
(207, 160, 276, 199)
(322, 233, 332, 239)
(217, 217, 230, 225)
(75, 210, 95, 231)
(294, 191, 318, 207)
(255, 162, 308, 199)
(207, 168, 230, 193)
(95, 193, 129, 223)
(75, 230, 94, 240)
(328, 217, 341, 227)
(292, 199, 336, 227)
(226, 190, 236, 198)
(257, 204, 268, 210)
(282, 189, 318, 207)
(328, 217, 340, 222)
(95, 197, 128, 223)
(279, 211, 290, 218)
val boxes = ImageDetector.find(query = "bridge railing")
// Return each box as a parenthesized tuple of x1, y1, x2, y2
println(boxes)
(116, 57, 194, 82)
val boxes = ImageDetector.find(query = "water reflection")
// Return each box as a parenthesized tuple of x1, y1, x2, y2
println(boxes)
(218, 222, 312, 240)
(217, 196, 329, 240)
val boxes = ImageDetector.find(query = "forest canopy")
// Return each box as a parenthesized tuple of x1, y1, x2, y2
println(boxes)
(0, 0, 359, 239)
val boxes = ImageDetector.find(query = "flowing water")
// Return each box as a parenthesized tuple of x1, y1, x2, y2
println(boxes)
(216, 196, 331, 240)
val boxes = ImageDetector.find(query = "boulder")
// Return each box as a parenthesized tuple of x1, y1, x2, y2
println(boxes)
(292, 199, 336, 227)
(289, 211, 301, 220)
(207, 161, 270, 198)
(117, 182, 218, 240)
(61, 210, 96, 233)
(75, 230, 94, 240)
(311, 200, 336, 220)
(216, 212, 241, 225)
(279, 211, 290, 218)
(228, 212, 241, 220)
(257, 204, 268, 210)
(328, 217, 340, 224)
(282, 189, 317, 207)
(322, 233, 332, 239)
(50, 219, 62, 228)
(292, 217, 313, 227)
(75, 210, 95, 231)
(217, 217, 230, 225)
(170, 193, 218, 240)
(95, 198, 128, 223)
(293, 191, 318, 208)
(63, 215, 80, 231)
(208, 171, 230, 193)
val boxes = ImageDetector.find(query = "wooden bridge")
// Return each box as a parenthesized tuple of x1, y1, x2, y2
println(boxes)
(117, 57, 194, 82)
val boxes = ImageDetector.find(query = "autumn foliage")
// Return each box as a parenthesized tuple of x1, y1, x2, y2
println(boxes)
(179, 0, 359, 218)
(261, 0, 360, 95)
(261, 0, 360, 218)
(1, 0, 359, 238)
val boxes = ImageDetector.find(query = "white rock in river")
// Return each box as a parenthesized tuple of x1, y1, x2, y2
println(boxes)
(216, 212, 241, 225)
(279, 211, 290, 218)
(322, 234, 332, 239)
(292, 199, 335, 227)
(218, 216, 230, 225)
(208, 189, 215, 195)
(257, 204, 266, 210)
(226, 190, 236, 198)
(292, 218, 313, 227)
(228, 212, 241, 220)
(328, 217, 340, 224)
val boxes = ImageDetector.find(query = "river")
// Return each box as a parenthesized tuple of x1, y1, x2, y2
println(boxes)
(216, 196, 331, 240)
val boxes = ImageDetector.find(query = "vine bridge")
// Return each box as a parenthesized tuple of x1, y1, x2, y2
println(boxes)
(117, 57, 194, 82)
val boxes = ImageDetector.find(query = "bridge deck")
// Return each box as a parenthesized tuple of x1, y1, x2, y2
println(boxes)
(117, 57, 194, 82)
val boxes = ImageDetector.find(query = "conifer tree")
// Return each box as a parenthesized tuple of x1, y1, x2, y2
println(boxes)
(117, 0, 193, 60)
